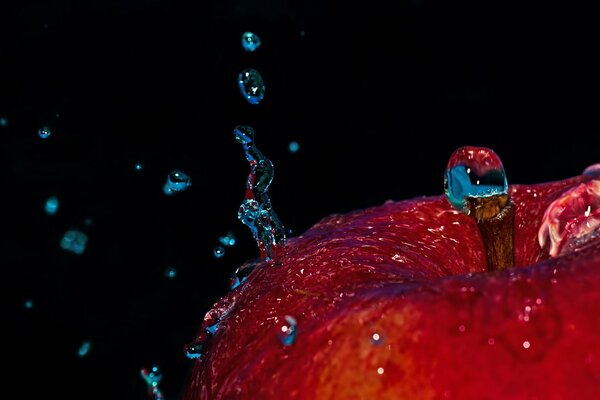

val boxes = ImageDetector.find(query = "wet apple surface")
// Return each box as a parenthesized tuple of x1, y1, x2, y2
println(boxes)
(185, 159, 600, 398)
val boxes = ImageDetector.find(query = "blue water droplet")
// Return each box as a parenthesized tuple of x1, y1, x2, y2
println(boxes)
(60, 230, 88, 255)
(218, 232, 236, 247)
(205, 321, 219, 336)
(140, 365, 165, 400)
(241, 31, 262, 52)
(371, 332, 384, 346)
(185, 341, 204, 360)
(234, 126, 286, 265)
(24, 300, 34, 309)
(164, 170, 192, 195)
(165, 267, 177, 279)
(238, 69, 265, 105)
(229, 259, 259, 290)
(38, 126, 51, 139)
(277, 315, 297, 346)
(0, 117, 8, 127)
(213, 246, 225, 258)
(135, 163, 144, 171)
(44, 196, 59, 215)
(78, 341, 92, 357)
(288, 141, 300, 153)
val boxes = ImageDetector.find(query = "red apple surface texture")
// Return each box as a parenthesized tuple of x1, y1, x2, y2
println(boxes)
(184, 167, 600, 399)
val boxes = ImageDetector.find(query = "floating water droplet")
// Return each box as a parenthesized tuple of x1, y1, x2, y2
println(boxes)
(24, 299, 33, 309)
(444, 147, 508, 213)
(135, 163, 144, 171)
(238, 69, 265, 105)
(213, 246, 225, 258)
(241, 32, 261, 52)
(234, 126, 286, 265)
(140, 365, 165, 400)
(185, 340, 204, 360)
(165, 267, 177, 279)
(164, 170, 192, 195)
(78, 341, 92, 357)
(60, 230, 88, 255)
(288, 141, 300, 153)
(0, 117, 7, 127)
(38, 126, 52, 139)
(44, 196, 59, 215)
(218, 231, 236, 247)
(277, 315, 297, 346)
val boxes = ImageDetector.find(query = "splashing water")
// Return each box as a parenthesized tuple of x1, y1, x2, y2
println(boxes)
(38, 126, 51, 139)
(233, 125, 285, 265)
(241, 32, 261, 52)
(238, 69, 266, 105)
(44, 196, 59, 215)
(140, 365, 165, 400)
(60, 230, 88, 255)
(78, 341, 92, 357)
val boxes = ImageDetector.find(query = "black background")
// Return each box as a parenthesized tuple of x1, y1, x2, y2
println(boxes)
(3, 1, 599, 399)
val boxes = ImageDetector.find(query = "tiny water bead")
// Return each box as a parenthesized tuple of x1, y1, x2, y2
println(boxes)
(218, 231, 236, 247)
(234, 126, 286, 264)
(0, 117, 7, 127)
(165, 266, 177, 279)
(241, 31, 261, 52)
(78, 341, 92, 357)
(44, 196, 59, 215)
(164, 170, 192, 195)
(24, 300, 33, 309)
(60, 230, 88, 255)
(444, 147, 508, 213)
(238, 69, 266, 105)
(288, 141, 300, 153)
(135, 162, 144, 171)
(213, 246, 225, 258)
(38, 126, 52, 139)
(276, 315, 297, 346)
(140, 365, 165, 400)
(185, 341, 204, 360)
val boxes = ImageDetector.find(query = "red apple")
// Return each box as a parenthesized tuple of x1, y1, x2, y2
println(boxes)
(184, 148, 600, 399)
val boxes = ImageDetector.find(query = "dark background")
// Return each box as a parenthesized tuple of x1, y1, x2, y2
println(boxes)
(2, 0, 599, 398)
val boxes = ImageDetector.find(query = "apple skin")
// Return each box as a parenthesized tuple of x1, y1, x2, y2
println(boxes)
(184, 174, 600, 399)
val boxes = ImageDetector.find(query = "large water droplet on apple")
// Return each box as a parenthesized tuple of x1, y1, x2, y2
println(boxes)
(230, 259, 260, 290)
(238, 69, 265, 105)
(140, 365, 165, 400)
(277, 315, 297, 346)
(234, 126, 286, 265)
(538, 180, 600, 257)
(444, 147, 508, 213)
(185, 340, 205, 360)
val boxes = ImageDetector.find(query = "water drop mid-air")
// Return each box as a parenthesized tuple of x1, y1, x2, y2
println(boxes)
(38, 126, 51, 139)
(241, 32, 262, 52)
(44, 196, 59, 215)
(163, 170, 192, 195)
(238, 69, 266, 105)
(60, 230, 88, 255)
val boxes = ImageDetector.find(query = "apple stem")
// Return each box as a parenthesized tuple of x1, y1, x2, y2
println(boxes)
(465, 195, 515, 271)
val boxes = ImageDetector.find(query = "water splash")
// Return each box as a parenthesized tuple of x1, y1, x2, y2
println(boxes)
(241, 32, 261, 52)
(218, 231, 236, 247)
(163, 170, 192, 195)
(78, 341, 92, 357)
(276, 315, 297, 346)
(140, 365, 165, 400)
(44, 196, 59, 215)
(38, 126, 51, 139)
(233, 125, 285, 265)
(60, 230, 88, 255)
(238, 69, 265, 105)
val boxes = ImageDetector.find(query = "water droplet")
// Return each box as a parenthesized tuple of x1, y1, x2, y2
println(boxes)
(24, 300, 33, 309)
(185, 341, 204, 360)
(229, 259, 260, 290)
(583, 163, 600, 176)
(165, 267, 177, 279)
(538, 180, 600, 257)
(218, 231, 236, 247)
(522, 340, 531, 349)
(277, 315, 297, 346)
(205, 321, 219, 335)
(164, 170, 192, 195)
(288, 141, 300, 153)
(0, 117, 8, 127)
(60, 230, 88, 255)
(377, 367, 385, 375)
(444, 147, 508, 213)
(241, 31, 261, 52)
(213, 246, 225, 258)
(78, 341, 92, 357)
(140, 365, 165, 400)
(234, 126, 286, 265)
(135, 163, 144, 171)
(238, 69, 265, 105)
(38, 126, 52, 139)
(44, 196, 59, 215)
(371, 332, 383, 345)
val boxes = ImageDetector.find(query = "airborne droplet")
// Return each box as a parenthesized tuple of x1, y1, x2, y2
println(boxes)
(218, 231, 236, 247)
(241, 32, 261, 52)
(165, 266, 177, 279)
(164, 170, 192, 195)
(288, 141, 300, 153)
(78, 341, 92, 357)
(213, 246, 225, 258)
(140, 365, 165, 400)
(277, 315, 297, 346)
(38, 126, 52, 139)
(60, 230, 88, 255)
(238, 69, 266, 105)
(44, 196, 59, 215)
